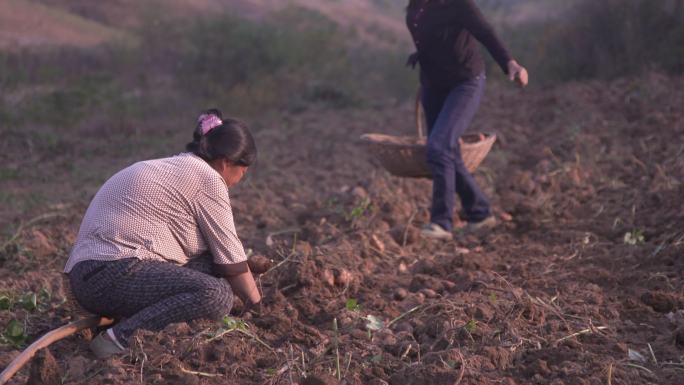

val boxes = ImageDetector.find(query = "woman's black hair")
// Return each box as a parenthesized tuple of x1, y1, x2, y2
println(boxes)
(186, 109, 257, 167)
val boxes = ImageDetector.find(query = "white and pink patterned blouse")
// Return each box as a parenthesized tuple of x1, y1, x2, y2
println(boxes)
(64, 152, 247, 273)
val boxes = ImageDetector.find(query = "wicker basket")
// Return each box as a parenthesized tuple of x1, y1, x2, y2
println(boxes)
(360, 88, 496, 179)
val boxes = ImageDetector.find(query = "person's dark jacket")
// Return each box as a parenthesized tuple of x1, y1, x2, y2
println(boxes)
(407, 0, 512, 89)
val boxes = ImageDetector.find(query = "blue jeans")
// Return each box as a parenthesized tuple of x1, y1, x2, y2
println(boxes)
(422, 73, 489, 231)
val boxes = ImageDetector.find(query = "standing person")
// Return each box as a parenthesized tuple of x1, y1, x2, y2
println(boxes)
(406, 0, 529, 240)
(65, 109, 261, 358)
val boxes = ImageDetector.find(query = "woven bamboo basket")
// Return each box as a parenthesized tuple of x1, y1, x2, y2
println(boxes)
(360, 88, 496, 179)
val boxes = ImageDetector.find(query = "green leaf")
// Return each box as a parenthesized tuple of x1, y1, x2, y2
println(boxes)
(0, 295, 11, 310)
(39, 288, 51, 302)
(346, 198, 371, 220)
(465, 319, 477, 333)
(19, 292, 37, 311)
(222, 316, 238, 329)
(3, 320, 27, 347)
(345, 298, 360, 312)
(6, 320, 24, 338)
(221, 316, 247, 331)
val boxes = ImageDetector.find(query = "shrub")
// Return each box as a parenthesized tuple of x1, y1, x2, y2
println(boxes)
(502, 0, 684, 83)
(0, 7, 415, 127)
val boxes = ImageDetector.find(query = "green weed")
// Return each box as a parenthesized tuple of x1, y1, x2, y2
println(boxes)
(1, 320, 27, 348)
(0, 295, 10, 310)
(465, 319, 478, 333)
(624, 229, 646, 245)
(346, 198, 371, 221)
(18, 292, 37, 311)
(0, 288, 53, 313)
(345, 298, 361, 312)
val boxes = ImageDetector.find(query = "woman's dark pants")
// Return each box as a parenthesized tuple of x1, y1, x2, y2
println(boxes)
(68, 256, 233, 347)
(422, 73, 490, 231)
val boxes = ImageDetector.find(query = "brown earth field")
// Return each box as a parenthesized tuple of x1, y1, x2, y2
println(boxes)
(1, 72, 683, 385)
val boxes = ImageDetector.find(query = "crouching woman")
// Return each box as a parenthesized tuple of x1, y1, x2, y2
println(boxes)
(64, 109, 260, 358)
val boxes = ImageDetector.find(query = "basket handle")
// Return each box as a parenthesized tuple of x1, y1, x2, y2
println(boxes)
(415, 86, 425, 139)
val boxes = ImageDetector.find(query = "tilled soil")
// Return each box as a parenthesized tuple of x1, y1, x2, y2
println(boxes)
(1, 72, 683, 385)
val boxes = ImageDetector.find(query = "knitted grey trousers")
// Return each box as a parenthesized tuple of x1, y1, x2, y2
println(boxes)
(68, 256, 233, 346)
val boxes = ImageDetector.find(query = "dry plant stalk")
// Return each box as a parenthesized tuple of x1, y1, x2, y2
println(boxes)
(179, 366, 221, 377)
(607, 362, 613, 385)
(333, 318, 341, 381)
(555, 326, 608, 344)
(455, 350, 466, 385)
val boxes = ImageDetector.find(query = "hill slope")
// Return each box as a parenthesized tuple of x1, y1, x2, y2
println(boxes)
(0, 0, 410, 49)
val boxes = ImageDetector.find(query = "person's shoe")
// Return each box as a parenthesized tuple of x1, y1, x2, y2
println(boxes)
(90, 329, 126, 359)
(464, 216, 497, 232)
(420, 223, 453, 240)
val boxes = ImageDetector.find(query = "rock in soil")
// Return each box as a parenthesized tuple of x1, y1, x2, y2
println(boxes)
(641, 291, 679, 313)
(65, 355, 91, 380)
(393, 288, 408, 301)
(675, 327, 684, 348)
(247, 255, 273, 274)
(301, 374, 338, 385)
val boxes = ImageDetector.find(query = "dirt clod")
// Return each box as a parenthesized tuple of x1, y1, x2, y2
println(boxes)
(27, 348, 61, 385)
(675, 327, 684, 348)
(247, 255, 273, 274)
(300, 374, 337, 385)
(641, 291, 679, 313)
(334, 268, 353, 287)
(393, 288, 408, 301)
(322, 269, 335, 287)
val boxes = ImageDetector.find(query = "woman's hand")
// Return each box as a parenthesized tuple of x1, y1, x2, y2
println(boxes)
(226, 271, 262, 307)
(507, 60, 529, 88)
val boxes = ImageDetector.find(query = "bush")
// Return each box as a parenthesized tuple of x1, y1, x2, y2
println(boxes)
(0, 7, 415, 128)
(123, 7, 415, 114)
(504, 0, 684, 83)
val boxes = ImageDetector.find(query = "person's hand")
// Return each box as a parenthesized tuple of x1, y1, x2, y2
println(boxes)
(226, 271, 262, 307)
(242, 299, 263, 318)
(406, 52, 419, 69)
(507, 60, 528, 88)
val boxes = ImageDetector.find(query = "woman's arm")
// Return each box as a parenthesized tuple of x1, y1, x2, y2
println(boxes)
(193, 177, 261, 305)
(212, 261, 261, 305)
(457, 0, 528, 87)
(457, 0, 512, 74)
(226, 270, 261, 306)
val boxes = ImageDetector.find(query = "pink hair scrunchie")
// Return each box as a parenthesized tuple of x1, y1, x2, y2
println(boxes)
(197, 114, 223, 135)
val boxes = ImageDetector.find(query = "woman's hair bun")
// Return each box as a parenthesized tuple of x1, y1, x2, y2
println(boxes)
(196, 108, 224, 136)
(185, 109, 257, 166)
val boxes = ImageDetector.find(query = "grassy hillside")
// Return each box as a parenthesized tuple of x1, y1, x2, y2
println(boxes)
(0, 0, 128, 49)
(0, 0, 411, 49)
